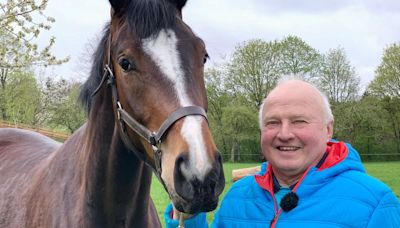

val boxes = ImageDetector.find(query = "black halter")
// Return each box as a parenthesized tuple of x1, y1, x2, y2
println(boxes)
(91, 35, 208, 189)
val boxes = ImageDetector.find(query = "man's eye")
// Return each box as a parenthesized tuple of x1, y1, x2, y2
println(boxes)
(293, 120, 308, 127)
(265, 121, 279, 127)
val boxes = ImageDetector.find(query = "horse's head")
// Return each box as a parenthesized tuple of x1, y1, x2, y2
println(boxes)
(83, 0, 225, 214)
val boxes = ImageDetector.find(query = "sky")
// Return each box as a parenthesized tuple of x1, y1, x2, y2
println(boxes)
(38, 0, 400, 90)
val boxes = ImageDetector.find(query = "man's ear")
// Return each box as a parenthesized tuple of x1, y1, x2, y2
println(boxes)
(109, 0, 128, 15)
(327, 120, 334, 141)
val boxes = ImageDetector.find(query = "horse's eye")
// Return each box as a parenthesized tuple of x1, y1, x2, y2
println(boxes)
(203, 53, 210, 64)
(118, 58, 135, 72)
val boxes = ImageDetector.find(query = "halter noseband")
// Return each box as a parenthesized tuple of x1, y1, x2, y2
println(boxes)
(91, 36, 208, 191)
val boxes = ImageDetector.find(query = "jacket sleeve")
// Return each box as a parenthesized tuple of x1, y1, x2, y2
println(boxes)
(164, 204, 208, 228)
(367, 191, 400, 227)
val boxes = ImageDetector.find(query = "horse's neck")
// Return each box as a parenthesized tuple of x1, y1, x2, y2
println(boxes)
(72, 95, 156, 227)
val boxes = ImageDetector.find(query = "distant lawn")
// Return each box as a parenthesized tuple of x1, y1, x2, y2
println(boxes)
(363, 161, 400, 198)
(151, 161, 400, 227)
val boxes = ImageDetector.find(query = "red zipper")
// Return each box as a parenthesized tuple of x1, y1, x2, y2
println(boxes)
(270, 209, 282, 228)
(269, 165, 314, 227)
(269, 191, 282, 228)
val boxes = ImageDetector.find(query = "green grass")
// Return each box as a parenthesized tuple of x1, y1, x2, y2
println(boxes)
(364, 162, 400, 197)
(151, 161, 400, 227)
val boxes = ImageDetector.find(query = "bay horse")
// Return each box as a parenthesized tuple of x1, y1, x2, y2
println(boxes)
(0, 0, 225, 227)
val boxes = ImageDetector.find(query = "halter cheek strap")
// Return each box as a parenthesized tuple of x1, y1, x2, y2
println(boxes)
(104, 64, 207, 159)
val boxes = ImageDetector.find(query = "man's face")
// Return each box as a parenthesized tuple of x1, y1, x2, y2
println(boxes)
(260, 81, 333, 179)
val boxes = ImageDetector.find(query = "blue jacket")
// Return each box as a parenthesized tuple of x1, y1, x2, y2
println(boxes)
(165, 142, 400, 227)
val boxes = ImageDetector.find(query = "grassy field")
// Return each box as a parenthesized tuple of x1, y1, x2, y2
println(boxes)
(151, 161, 400, 227)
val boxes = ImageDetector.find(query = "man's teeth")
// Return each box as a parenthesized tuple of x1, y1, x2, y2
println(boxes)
(278, 146, 298, 151)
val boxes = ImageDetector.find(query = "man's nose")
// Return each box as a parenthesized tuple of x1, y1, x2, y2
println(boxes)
(277, 122, 295, 141)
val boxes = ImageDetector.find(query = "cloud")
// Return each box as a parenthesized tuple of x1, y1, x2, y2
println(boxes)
(184, 0, 400, 88)
(37, 0, 400, 90)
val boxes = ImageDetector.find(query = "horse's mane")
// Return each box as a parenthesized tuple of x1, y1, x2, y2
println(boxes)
(79, 0, 178, 113)
(78, 27, 109, 114)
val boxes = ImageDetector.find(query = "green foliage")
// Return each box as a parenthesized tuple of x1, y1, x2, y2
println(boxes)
(0, 69, 86, 133)
(221, 106, 258, 141)
(0, 0, 70, 128)
(205, 67, 229, 123)
(367, 43, 400, 154)
(3, 70, 40, 124)
(279, 35, 322, 78)
(0, 0, 69, 69)
(380, 97, 400, 153)
(368, 43, 400, 98)
(332, 96, 398, 159)
(226, 39, 281, 109)
(221, 105, 259, 162)
(316, 47, 360, 103)
(47, 83, 86, 133)
(40, 78, 86, 133)
(205, 65, 261, 162)
(0, 0, 69, 120)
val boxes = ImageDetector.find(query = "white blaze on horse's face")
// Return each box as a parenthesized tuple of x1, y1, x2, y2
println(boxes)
(142, 29, 211, 181)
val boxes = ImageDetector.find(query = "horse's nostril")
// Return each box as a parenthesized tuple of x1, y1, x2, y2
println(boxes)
(214, 152, 225, 197)
(172, 151, 226, 214)
(174, 154, 195, 201)
(174, 152, 225, 202)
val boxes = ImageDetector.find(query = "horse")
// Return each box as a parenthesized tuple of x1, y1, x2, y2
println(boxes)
(0, 0, 225, 227)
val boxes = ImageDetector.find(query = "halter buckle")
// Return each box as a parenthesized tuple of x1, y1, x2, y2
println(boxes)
(116, 101, 122, 120)
(149, 132, 159, 147)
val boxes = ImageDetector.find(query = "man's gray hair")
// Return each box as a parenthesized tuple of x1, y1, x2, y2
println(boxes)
(258, 75, 334, 129)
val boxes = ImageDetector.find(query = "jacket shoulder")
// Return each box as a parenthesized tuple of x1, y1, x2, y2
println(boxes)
(339, 170, 396, 203)
(213, 175, 274, 226)
(224, 175, 264, 199)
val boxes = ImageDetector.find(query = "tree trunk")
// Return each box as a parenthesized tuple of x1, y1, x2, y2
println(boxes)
(230, 141, 237, 162)
(237, 144, 241, 162)
(0, 68, 8, 120)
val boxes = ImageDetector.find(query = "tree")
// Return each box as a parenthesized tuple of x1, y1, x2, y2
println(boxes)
(332, 94, 398, 160)
(48, 83, 86, 133)
(42, 78, 85, 133)
(226, 39, 282, 109)
(204, 67, 231, 153)
(380, 96, 400, 154)
(221, 105, 258, 162)
(3, 70, 41, 124)
(205, 67, 230, 123)
(279, 35, 322, 78)
(0, 0, 68, 68)
(368, 43, 400, 154)
(0, 0, 69, 120)
(316, 47, 360, 103)
(368, 43, 400, 98)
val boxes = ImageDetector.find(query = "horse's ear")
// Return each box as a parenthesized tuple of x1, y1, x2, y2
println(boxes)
(108, 0, 128, 15)
(168, 0, 187, 17)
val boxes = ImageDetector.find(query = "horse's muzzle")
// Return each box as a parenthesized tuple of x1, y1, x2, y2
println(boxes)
(173, 153, 225, 214)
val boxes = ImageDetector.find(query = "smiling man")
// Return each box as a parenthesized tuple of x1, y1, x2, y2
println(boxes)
(260, 79, 334, 189)
(165, 78, 400, 227)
